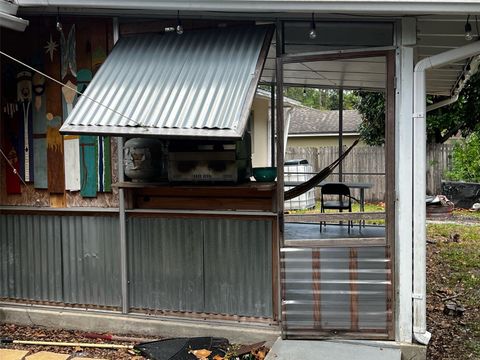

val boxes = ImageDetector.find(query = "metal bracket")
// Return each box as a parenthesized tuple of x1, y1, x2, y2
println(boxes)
(412, 293, 424, 300)
(412, 112, 425, 119)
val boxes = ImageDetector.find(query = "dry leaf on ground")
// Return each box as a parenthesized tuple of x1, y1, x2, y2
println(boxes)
(189, 349, 212, 359)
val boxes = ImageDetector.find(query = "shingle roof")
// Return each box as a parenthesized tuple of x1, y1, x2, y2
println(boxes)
(288, 107, 362, 135)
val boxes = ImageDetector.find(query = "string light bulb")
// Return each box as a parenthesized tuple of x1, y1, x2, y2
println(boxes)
(176, 10, 184, 35)
(465, 15, 473, 41)
(56, 7, 62, 32)
(309, 13, 317, 39)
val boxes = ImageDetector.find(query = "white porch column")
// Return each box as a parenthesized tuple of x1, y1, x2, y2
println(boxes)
(395, 17, 415, 343)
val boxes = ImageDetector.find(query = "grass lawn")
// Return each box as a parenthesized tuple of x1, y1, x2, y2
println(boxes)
(287, 201, 385, 214)
(452, 208, 480, 221)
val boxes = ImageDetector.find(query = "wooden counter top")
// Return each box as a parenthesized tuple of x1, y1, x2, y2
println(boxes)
(115, 181, 277, 211)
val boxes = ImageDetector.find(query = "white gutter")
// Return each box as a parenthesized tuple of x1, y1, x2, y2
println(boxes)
(0, 11, 29, 31)
(412, 40, 480, 345)
(426, 94, 458, 112)
(0, 1, 28, 32)
(14, 0, 480, 15)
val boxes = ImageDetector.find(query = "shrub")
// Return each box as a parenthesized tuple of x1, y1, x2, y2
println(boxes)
(445, 132, 480, 182)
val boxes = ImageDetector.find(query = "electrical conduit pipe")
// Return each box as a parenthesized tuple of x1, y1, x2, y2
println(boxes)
(413, 40, 480, 345)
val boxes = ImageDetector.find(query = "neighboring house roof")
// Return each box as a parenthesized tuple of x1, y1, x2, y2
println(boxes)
(256, 88, 302, 107)
(288, 107, 361, 136)
(61, 25, 272, 139)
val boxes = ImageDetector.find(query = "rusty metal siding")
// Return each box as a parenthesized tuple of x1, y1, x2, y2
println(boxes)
(127, 216, 273, 317)
(203, 218, 272, 318)
(61, 26, 272, 138)
(61, 216, 121, 307)
(127, 217, 204, 312)
(0, 214, 63, 302)
(1, 213, 274, 318)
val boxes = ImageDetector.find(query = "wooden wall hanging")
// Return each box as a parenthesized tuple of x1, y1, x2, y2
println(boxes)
(45, 30, 65, 195)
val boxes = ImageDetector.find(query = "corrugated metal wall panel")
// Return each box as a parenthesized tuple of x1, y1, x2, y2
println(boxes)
(61, 216, 121, 307)
(61, 26, 271, 138)
(127, 217, 204, 312)
(203, 218, 272, 318)
(1, 213, 274, 319)
(0, 214, 63, 302)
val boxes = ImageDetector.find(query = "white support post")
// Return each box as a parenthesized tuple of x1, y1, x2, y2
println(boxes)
(395, 17, 415, 343)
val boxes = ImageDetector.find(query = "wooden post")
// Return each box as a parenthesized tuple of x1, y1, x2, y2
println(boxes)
(349, 248, 359, 331)
(338, 88, 344, 182)
(385, 49, 396, 339)
(312, 250, 322, 330)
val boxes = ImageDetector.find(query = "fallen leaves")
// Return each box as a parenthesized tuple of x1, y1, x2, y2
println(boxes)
(189, 349, 212, 360)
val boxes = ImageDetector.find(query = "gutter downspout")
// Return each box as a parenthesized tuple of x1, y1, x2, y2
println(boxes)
(426, 94, 458, 112)
(413, 40, 480, 345)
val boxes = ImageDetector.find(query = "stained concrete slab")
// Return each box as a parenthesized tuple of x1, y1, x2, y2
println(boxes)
(0, 349, 30, 360)
(25, 352, 70, 360)
(265, 338, 402, 360)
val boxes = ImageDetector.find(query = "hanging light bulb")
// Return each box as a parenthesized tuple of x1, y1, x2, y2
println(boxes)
(465, 15, 473, 41)
(56, 7, 62, 32)
(176, 10, 184, 35)
(308, 13, 317, 39)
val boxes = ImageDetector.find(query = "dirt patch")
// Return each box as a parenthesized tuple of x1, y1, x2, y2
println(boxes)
(0, 324, 269, 359)
(0, 324, 150, 359)
(427, 223, 480, 360)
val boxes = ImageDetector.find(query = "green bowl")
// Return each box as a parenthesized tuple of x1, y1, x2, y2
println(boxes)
(253, 167, 277, 182)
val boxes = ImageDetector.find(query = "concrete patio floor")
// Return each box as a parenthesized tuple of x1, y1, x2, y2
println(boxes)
(265, 338, 402, 360)
(285, 222, 385, 241)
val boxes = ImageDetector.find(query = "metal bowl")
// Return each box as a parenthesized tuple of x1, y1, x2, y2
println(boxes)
(253, 167, 277, 182)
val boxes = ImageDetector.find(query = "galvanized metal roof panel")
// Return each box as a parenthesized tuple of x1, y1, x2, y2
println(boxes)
(61, 25, 273, 138)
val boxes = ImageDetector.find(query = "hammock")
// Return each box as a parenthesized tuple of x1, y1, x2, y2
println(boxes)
(284, 139, 359, 201)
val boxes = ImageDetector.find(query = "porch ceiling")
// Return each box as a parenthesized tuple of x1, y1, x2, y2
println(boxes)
(260, 15, 478, 96)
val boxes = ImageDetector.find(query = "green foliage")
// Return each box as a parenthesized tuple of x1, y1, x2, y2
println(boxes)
(353, 91, 385, 146)
(445, 133, 480, 182)
(354, 71, 480, 144)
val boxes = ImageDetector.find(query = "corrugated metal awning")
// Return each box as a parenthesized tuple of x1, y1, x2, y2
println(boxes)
(60, 25, 273, 139)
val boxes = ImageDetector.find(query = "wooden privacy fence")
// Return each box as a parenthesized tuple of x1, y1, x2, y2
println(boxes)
(286, 144, 454, 202)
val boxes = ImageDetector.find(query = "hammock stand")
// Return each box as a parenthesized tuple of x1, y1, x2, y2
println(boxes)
(284, 139, 359, 201)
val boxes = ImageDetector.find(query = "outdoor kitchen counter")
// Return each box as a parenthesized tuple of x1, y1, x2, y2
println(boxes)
(114, 181, 277, 212)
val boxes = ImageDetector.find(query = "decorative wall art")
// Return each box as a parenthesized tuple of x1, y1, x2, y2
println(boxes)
(16, 70, 34, 183)
(60, 24, 77, 79)
(1, 18, 113, 203)
(2, 64, 22, 193)
(45, 27, 65, 195)
(32, 72, 48, 189)
(44, 34, 58, 62)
